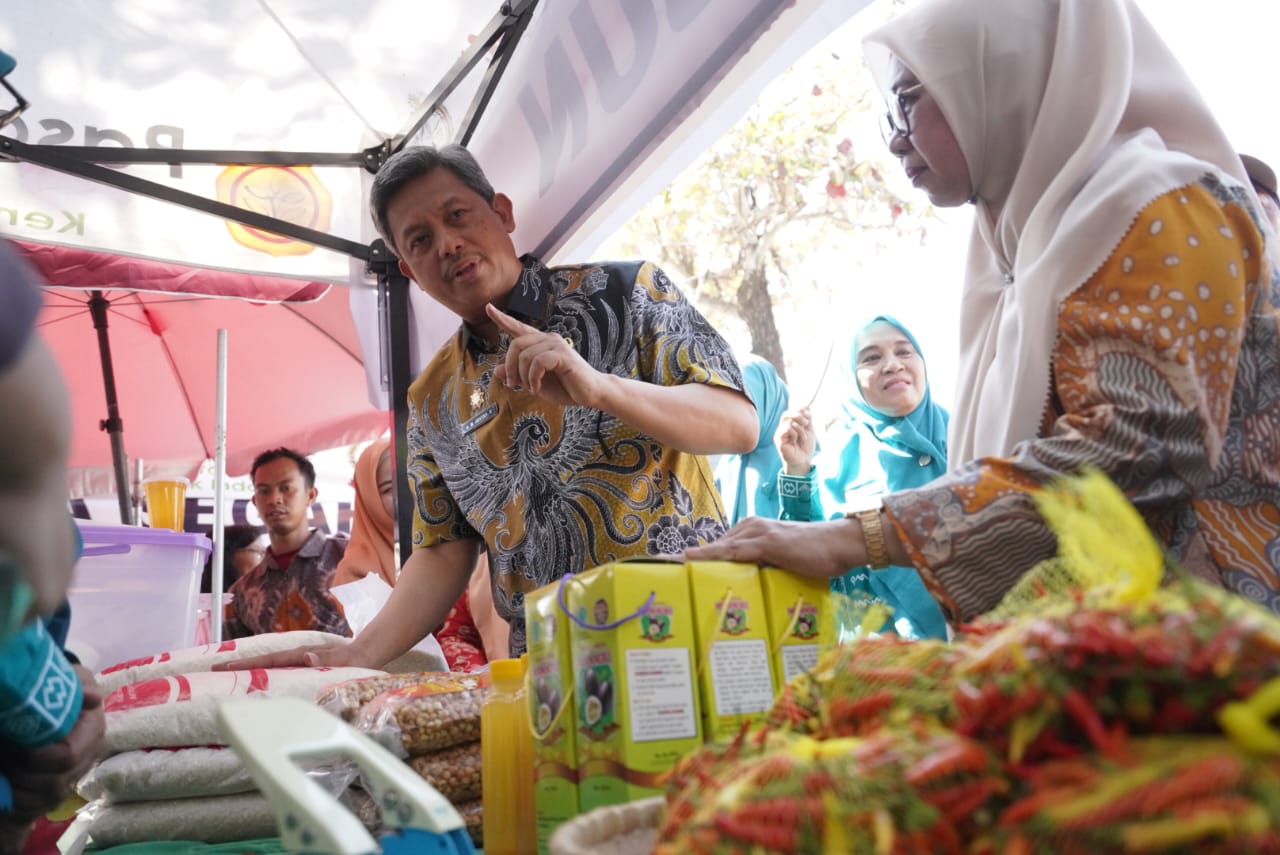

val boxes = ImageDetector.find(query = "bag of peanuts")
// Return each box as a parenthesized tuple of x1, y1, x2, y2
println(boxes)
(352, 672, 489, 757)
(407, 742, 482, 803)
(316, 672, 452, 722)
(455, 799, 483, 848)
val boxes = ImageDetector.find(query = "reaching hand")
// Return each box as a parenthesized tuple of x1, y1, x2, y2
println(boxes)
(211, 642, 361, 671)
(485, 304, 603, 408)
(684, 516, 860, 580)
(775, 406, 817, 474)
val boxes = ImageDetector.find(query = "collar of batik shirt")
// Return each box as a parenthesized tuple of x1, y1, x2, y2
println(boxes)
(461, 254, 557, 355)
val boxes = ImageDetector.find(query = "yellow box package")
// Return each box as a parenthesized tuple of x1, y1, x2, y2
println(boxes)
(564, 560, 702, 811)
(686, 560, 777, 741)
(759, 566, 834, 692)
(525, 581, 579, 854)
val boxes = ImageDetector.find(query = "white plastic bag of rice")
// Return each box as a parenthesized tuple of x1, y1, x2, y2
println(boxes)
(71, 791, 279, 848)
(95, 631, 350, 694)
(103, 666, 382, 754)
(77, 746, 256, 803)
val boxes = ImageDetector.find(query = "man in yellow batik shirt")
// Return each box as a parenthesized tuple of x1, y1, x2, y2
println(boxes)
(255, 145, 758, 665)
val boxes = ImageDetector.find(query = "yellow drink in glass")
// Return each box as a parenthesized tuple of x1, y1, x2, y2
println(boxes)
(144, 478, 188, 532)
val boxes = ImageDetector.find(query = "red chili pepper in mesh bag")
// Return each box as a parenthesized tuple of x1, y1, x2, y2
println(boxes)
(824, 689, 897, 735)
(905, 737, 991, 787)
(1060, 688, 1121, 756)
(712, 794, 819, 852)
(926, 776, 1009, 822)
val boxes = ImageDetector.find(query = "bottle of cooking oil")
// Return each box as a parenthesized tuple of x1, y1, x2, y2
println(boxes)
(481, 657, 535, 854)
(517, 652, 536, 849)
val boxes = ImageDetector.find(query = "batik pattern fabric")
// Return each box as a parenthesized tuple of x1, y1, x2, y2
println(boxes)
(884, 180, 1280, 622)
(407, 255, 744, 654)
(222, 530, 352, 639)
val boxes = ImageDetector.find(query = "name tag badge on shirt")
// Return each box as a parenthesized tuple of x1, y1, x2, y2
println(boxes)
(462, 403, 499, 434)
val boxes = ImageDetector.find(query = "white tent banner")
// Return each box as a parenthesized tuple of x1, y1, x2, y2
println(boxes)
(467, 0, 869, 261)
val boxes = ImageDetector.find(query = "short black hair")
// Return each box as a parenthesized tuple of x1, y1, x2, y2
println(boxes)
(250, 447, 316, 488)
(369, 144, 495, 256)
(202, 523, 266, 593)
(225, 523, 267, 552)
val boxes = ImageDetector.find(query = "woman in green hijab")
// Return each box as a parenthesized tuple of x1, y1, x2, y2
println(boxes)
(776, 316, 948, 639)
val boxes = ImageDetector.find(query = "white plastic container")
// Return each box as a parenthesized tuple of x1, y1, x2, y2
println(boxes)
(67, 521, 212, 671)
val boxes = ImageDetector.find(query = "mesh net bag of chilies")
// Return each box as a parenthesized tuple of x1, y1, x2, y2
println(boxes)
(765, 634, 965, 739)
(950, 572, 1280, 763)
(941, 468, 1280, 763)
(974, 735, 1280, 855)
(656, 725, 1008, 855)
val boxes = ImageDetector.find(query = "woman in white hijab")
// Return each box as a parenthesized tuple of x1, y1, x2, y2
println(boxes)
(688, 0, 1280, 623)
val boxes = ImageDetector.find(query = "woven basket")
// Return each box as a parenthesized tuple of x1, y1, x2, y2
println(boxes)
(548, 796, 664, 855)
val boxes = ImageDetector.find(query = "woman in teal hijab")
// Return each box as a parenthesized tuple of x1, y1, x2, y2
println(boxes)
(716, 355, 789, 524)
(777, 316, 949, 639)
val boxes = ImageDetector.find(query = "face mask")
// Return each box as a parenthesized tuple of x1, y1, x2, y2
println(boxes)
(0, 554, 35, 645)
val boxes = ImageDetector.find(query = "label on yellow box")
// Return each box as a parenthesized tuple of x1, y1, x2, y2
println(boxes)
(759, 567, 834, 692)
(525, 582, 579, 855)
(564, 560, 701, 811)
(687, 560, 776, 741)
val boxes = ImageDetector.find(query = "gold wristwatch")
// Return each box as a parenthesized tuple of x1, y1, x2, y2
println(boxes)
(852, 507, 891, 569)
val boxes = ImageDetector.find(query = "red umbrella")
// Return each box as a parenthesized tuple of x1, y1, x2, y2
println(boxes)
(28, 243, 389, 519)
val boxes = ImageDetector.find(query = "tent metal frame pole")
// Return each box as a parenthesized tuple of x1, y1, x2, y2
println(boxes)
(458, 0, 537, 145)
(390, 0, 538, 152)
(88, 290, 133, 524)
(368, 240, 415, 568)
(0, 137, 371, 261)
(211, 329, 229, 642)
(6, 147, 373, 167)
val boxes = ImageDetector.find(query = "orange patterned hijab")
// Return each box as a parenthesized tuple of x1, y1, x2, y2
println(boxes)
(334, 438, 511, 658)
(333, 439, 397, 587)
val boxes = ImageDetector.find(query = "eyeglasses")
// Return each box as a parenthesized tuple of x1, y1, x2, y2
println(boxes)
(878, 83, 925, 146)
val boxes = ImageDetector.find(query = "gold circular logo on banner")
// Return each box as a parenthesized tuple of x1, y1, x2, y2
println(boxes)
(215, 165, 333, 257)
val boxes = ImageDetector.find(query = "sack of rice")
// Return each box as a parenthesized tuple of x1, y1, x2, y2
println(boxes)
(95, 631, 350, 694)
(73, 791, 278, 848)
(103, 666, 382, 754)
(77, 746, 256, 803)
